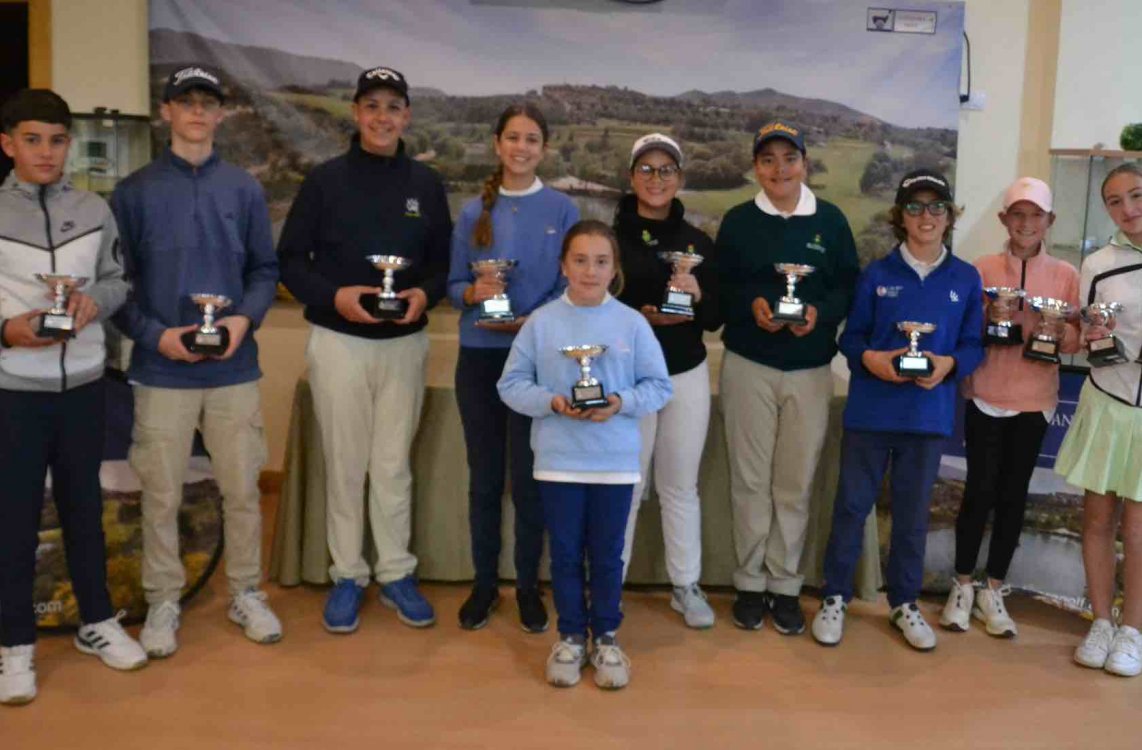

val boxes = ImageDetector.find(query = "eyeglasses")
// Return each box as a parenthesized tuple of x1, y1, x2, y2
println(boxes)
(634, 164, 680, 180)
(902, 200, 950, 217)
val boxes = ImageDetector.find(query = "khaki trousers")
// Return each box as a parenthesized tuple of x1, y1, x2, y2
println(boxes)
(720, 351, 832, 595)
(131, 381, 267, 604)
(306, 326, 428, 585)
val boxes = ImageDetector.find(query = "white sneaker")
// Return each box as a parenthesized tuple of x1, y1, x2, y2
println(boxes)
(546, 635, 588, 687)
(592, 635, 631, 690)
(973, 585, 1017, 638)
(140, 601, 181, 658)
(811, 596, 846, 646)
(939, 580, 973, 632)
(1074, 618, 1116, 669)
(74, 612, 148, 671)
(228, 590, 283, 644)
(0, 645, 36, 706)
(890, 603, 937, 651)
(671, 584, 715, 629)
(1104, 625, 1142, 677)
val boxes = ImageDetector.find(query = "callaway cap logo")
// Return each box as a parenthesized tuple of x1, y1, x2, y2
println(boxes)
(758, 122, 800, 139)
(901, 174, 947, 190)
(365, 67, 403, 82)
(173, 67, 220, 87)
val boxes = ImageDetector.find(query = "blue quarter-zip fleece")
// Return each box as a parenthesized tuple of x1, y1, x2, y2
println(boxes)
(839, 245, 984, 436)
(111, 148, 279, 388)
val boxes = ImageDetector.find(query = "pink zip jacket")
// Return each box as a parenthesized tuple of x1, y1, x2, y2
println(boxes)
(961, 244, 1081, 412)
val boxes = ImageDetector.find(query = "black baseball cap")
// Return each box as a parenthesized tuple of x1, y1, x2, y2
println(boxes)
(162, 66, 225, 103)
(753, 120, 806, 156)
(354, 66, 410, 104)
(895, 169, 953, 205)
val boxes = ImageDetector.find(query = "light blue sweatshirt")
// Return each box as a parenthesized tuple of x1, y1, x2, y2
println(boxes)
(447, 183, 579, 347)
(498, 293, 673, 475)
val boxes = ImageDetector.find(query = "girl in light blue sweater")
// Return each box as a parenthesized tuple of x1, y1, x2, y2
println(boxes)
(498, 220, 671, 690)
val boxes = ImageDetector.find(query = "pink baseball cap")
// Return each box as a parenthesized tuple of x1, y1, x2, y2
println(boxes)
(1002, 177, 1053, 212)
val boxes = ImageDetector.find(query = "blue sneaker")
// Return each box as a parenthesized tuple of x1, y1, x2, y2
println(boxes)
(379, 576, 436, 628)
(323, 579, 365, 634)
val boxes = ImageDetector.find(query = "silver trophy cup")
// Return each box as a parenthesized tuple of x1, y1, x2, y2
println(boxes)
(34, 273, 89, 339)
(1023, 296, 1075, 364)
(182, 293, 233, 355)
(895, 321, 937, 378)
(1082, 302, 1128, 367)
(772, 263, 816, 325)
(470, 258, 519, 324)
(364, 254, 412, 320)
(657, 249, 705, 317)
(983, 287, 1026, 346)
(559, 344, 610, 409)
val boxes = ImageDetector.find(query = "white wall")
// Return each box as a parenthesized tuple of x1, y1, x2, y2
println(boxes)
(51, 0, 149, 114)
(1052, 0, 1142, 149)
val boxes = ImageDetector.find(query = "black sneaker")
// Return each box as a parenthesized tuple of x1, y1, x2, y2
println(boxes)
(767, 593, 806, 635)
(517, 587, 549, 633)
(458, 586, 499, 630)
(732, 591, 768, 630)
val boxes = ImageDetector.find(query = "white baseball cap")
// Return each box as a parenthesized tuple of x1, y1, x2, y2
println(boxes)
(629, 133, 683, 170)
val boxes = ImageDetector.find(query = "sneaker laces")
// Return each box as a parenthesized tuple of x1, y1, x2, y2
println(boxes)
(678, 584, 708, 606)
(1083, 620, 1116, 652)
(593, 642, 631, 669)
(983, 584, 1012, 618)
(821, 596, 846, 620)
(234, 590, 277, 627)
(0, 645, 35, 675)
(145, 601, 180, 630)
(550, 638, 584, 665)
(900, 604, 931, 631)
(86, 611, 135, 647)
(1112, 628, 1142, 659)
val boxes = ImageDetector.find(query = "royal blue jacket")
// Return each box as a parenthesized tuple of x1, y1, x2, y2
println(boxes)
(111, 148, 279, 388)
(840, 245, 984, 436)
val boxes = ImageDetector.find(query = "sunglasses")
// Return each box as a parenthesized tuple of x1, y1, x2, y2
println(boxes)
(633, 164, 681, 180)
(902, 200, 951, 217)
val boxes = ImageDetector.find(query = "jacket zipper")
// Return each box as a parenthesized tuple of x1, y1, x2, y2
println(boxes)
(1018, 257, 1027, 311)
(39, 185, 68, 392)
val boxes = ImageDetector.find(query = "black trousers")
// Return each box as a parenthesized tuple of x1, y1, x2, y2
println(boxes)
(954, 401, 1049, 580)
(0, 380, 113, 646)
(455, 347, 544, 591)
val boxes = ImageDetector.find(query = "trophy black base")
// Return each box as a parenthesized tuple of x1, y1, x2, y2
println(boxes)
(771, 300, 807, 326)
(181, 327, 230, 356)
(661, 290, 695, 318)
(985, 323, 1023, 346)
(894, 353, 933, 378)
(38, 313, 76, 340)
(570, 383, 609, 410)
(361, 293, 409, 321)
(1087, 336, 1129, 367)
(1022, 337, 1061, 364)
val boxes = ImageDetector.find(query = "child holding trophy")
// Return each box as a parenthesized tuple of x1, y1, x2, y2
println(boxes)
(715, 121, 860, 634)
(612, 133, 719, 629)
(813, 170, 983, 652)
(0, 90, 144, 706)
(498, 220, 671, 689)
(1056, 163, 1142, 677)
(447, 103, 579, 632)
(113, 66, 282, 656)
(942, 178, 1079, 638)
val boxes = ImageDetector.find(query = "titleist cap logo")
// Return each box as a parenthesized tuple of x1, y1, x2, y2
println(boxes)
(173, 67, 220, 87)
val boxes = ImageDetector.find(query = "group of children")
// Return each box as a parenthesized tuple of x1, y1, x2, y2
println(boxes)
(2, 62, 1141, 704)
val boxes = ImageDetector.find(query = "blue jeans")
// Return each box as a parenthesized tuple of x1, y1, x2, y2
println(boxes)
(455, 347, 543, 590)
(539, 481, 633, 638)
(822, 429, 945, 607)
(0, 381, 114, 646)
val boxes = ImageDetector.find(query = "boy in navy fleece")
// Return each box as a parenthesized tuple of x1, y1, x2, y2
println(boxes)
(112, 66, 281, 657)
(811, 170, 983, 652)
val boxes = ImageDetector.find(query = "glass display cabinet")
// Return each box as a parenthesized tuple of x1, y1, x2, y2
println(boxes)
(66, 109, 152, 197)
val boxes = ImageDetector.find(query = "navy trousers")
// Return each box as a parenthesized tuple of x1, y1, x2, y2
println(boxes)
(0, 380, 114, 646)
(539, 481, 633, 638)
(455, 346, 544, 591)
(822, 429, 945, 607)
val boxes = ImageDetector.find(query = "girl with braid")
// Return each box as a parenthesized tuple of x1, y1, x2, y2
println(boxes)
(447, 103, 579, 632)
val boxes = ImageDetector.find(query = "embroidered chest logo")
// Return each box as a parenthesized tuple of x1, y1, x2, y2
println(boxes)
(876, 285, 903, 298)
(59, 221, 75, 233)
(545, 226, 557, 235)
(641, 229, 658, 246)
(404, 198, 421, 218)
(949, 290, 960, 303)
(805, 233, 826, 253)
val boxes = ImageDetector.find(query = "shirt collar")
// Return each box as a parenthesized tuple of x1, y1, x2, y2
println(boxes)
(1111, 230, 1142, 253)
(561, 290, 613, 307)
(899, 241, 947, 278)
(499, 177, 543, 197)
(754, 183, 816, 218)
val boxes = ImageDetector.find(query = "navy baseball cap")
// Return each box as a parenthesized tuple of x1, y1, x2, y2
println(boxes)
(354, 66, 410, 104)
(162, 66, 225, 103)
(895, 169, 953, 205)
(753, 121, 806, 156)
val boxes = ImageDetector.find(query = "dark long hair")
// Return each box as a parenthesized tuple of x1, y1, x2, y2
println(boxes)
(473, 103, 550, 248)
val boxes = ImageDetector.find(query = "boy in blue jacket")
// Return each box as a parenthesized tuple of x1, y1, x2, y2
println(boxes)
(811, 170, 984, 651)
(112, 67, 281, 658)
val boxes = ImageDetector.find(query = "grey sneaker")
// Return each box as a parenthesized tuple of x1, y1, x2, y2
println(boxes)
(140, 601, 181, 658)
(1074, 618, 1116, 669)
(592, 634, 631, 690)
(546, 635, 588, 687)
(671, 584, 715, 629)
(228, 590, 283, 644)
